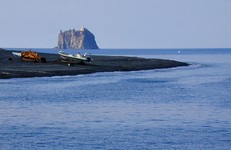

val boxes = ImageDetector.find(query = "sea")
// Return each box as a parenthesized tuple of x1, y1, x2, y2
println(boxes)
(0, 48, 231, 150)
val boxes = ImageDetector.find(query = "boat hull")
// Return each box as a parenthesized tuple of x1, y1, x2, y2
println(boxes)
(58, 51, 92, 64)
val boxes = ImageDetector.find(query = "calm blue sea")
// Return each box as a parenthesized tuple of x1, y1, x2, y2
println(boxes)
(1, 48, 231, 149)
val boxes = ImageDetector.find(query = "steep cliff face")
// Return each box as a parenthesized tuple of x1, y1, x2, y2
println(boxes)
(57, 27, 99, 49)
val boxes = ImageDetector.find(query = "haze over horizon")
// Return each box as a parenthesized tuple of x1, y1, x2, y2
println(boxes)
(0, 0, 231, 49)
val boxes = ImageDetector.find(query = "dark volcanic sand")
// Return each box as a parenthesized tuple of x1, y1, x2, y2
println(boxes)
(0, 49, 189, 79)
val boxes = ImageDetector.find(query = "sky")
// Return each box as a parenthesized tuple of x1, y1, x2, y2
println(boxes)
(0, 0, 231, 49)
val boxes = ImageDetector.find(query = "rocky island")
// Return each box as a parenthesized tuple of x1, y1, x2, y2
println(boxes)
(0, 49, 189, 79)
(57, 27, 99, 49)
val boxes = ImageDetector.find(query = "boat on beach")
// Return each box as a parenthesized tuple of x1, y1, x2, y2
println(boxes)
(12, 52, 21, 57)
(58, 51, 93, 64)
(12, 50, 46, 63)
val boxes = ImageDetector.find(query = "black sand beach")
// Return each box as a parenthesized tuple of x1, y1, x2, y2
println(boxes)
(0, 49, 189, 79)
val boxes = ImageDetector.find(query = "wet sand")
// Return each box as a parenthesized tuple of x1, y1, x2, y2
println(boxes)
(0, 49, 189, 79)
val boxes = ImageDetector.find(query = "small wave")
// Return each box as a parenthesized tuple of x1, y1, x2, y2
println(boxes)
(124, 77, 171, 84)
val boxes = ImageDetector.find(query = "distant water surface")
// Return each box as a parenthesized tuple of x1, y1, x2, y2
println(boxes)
(6, 47, 231, 55)
(0, 49, 231, 149)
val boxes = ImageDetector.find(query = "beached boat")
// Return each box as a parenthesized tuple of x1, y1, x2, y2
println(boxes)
(12, 51, 46, 63)
(12, 52, 22, 57)
(58, 51, 93, 63)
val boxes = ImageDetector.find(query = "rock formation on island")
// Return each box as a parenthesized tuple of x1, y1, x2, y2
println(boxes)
(57, 27, 99, 49)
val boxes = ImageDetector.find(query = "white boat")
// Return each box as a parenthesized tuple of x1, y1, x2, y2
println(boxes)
(12, 52, 22, 57)
(58, 51, 93, 63)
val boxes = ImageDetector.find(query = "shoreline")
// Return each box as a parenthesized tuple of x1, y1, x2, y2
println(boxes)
(0, 49, 189, 79)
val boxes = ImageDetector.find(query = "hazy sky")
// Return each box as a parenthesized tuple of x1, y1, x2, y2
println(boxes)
(0, 0, 231, 49)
